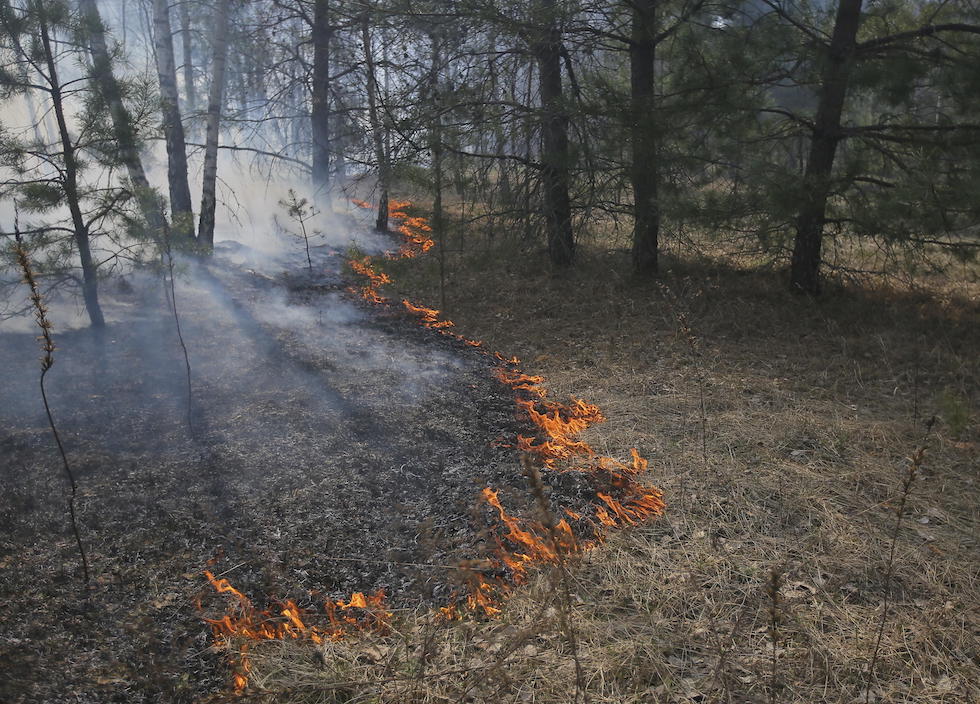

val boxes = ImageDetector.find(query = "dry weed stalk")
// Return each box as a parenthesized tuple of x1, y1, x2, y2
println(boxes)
(864, 417, 935, 703)
(766, 565, 783, 704)
(12, 223, 89, 585)
(158, 216, 194, 429)
(658, 282, 708, 471)
(522, 455, 588, 704)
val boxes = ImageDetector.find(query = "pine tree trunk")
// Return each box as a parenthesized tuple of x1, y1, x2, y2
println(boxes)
(311, 0, 332, 200)
(38, 3, 104, 327)
(361, 15, 389, 232)
(180, 0, 195, 120)
(630, 0, 660, 275)
(198, 0, 231, 250)
(532, 0, 574, 267)
(790, 0, 864, 295)
(77, 0, 167, 237)
(153, 0, 195, 240)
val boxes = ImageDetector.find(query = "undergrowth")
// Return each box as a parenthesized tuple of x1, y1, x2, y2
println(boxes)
(215, 228, 978, 703)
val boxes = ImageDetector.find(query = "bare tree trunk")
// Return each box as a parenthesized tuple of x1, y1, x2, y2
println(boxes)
(198, 0, 231, 250)
(361, 14, 389, 232)
(790, 0, 864, 295)
(76, 0, 167, 237)
(630, 0, 660, 275)
(37, 3, 104, 327)
(153, 0, 195, 240)
(311, 0, 333, 200)
(531, 0, 574, 267)
(179, 0, 195, 119)
(429, 32, 446, 309)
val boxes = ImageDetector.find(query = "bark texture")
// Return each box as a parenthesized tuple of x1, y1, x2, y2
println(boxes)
(311, 0, 333, 199)
(153, 0, 194, 239)
(361, 15, 389, 232)
(38, 3, 104, 327)
(77, 0, 166, 237)
(532, 0, 575, 267)
(198, 0, 231, 249)
(790, 0, 864, 295)
(630, 0, 660, 275)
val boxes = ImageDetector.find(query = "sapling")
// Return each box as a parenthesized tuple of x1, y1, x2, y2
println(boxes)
(277, 190, 320, 272)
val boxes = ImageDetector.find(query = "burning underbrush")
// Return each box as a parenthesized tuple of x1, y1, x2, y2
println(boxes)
(196, 199, 665, 695)
(1, 211, 606, 702)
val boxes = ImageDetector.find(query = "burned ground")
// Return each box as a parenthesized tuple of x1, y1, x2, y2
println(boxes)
(0, 241, 593, 703)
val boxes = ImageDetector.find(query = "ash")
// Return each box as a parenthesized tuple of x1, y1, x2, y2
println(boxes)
(0, 241, 586, 703)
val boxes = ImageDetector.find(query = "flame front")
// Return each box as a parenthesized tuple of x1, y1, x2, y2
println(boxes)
(201, 571, 390, 692)
(346, 197, 664, 612)
(203, 197, 665, 693)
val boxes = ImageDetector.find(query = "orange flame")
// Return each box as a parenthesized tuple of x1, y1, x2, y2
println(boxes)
(345, 197, 664, 618)
(201, 571, 390, 692)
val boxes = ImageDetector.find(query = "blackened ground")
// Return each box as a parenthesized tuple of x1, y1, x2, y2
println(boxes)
(0, 242, 598, 703)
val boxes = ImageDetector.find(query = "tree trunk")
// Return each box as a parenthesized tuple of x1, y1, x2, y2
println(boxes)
(179, 0, 195, 120)
(630, 0, 660, 275)
(311, 0, 333, 200)
(429, 32, 446, 309)
(153, 0, 195, 240)
(361, 15, 389, 232)
(790, 0, 864, 295)
(37, 3, 104, 327)
(198, 0, 231, 250)
(531, 0, 574, 267)
(77, 0, 167, 237)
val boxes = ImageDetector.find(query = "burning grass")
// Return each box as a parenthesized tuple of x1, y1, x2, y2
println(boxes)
(198, 199, 666, 695)
(232, 220, 979, 702)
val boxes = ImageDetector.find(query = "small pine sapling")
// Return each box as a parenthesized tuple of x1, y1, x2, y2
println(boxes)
(277, 190, 321, 272)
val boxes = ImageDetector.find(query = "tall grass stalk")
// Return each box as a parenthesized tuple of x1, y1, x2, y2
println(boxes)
(864, 418, 935, 703)
(523, 456, 588, 704)
(13, 222, 89, 585)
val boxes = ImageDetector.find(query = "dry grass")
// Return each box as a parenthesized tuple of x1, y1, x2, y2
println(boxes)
(227, 232, 978, 703)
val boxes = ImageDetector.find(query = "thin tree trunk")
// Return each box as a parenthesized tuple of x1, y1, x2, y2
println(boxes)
(198, 0, 231, 250)
(630, 0, 660, 275)
(311, 0, 333, 200)
(153, 0, 195, 240)
(37, 3, 104, 328)
(77, 0, 166, 238)
(790, 0, 864, 295)
(361, 14, 389, 232)
(429, 32, 446, 310)
(532, 0, 574, 267)
(180, 0, 195, 119)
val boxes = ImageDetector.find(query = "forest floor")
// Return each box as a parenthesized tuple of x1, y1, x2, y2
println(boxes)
(0, 233, 628, 703)
(238, 228, 979, 703)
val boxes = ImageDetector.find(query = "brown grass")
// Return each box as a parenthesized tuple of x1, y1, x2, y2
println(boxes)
(220, 231, 978, 703)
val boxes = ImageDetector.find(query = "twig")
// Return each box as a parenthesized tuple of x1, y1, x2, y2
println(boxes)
(12, 214, 89, 586)
(160, 218, 194, 429)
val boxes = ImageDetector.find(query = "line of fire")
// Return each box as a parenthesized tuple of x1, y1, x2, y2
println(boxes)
(197, 200, 665, 694)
